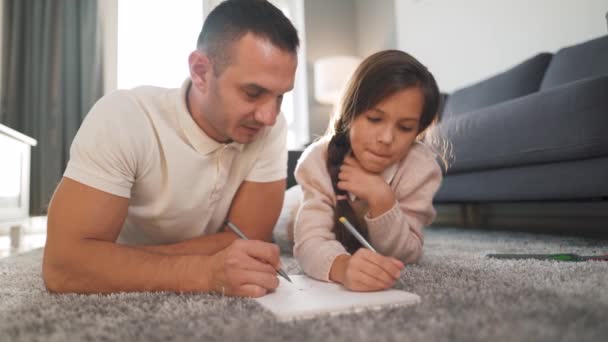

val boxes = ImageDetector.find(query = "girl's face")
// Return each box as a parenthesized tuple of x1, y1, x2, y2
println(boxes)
(349, 87, 424, 174)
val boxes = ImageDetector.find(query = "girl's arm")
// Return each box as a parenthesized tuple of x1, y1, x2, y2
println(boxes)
(292, 141, 350, 281)
(365, 145, 443, 263)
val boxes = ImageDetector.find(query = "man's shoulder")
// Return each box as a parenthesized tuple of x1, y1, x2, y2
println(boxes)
(88, 88, 145, 121)
(75, 87, 170, 157)
(96, 86, 174, 113)
(86, 86, 178, 130)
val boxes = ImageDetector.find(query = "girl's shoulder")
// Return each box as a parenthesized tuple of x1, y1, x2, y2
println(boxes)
(407, 141, 440, 164)
(396, 141, 443, 177)
(297, 136, 331, 168)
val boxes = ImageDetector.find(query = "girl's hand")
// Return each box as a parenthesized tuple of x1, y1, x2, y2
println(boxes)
(338, 156, 389, 201)
(330, 249, 404, 292)
(338, 156, 395, 217)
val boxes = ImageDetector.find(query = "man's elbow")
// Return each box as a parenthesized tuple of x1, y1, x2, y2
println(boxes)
(42, 249, 75, 293)
(42, 263, 65, 293)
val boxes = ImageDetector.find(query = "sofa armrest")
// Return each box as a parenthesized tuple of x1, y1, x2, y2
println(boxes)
(437, 75, 608, 174)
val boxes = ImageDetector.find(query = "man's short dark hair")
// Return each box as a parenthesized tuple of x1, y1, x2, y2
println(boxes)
(197, 0, 300, 75)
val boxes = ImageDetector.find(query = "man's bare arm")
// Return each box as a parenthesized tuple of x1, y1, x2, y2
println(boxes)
(42, 178, 281, 295)
(226, 178, 286, 240)
(134, 179, 286, 255)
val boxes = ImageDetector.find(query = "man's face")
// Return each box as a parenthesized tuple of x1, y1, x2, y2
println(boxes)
(198, 33, 297, 144)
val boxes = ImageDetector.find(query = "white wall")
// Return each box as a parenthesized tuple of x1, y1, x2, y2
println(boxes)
(396, 0, 608, 92)
(305, 0, 357, 138)
(305, 0, 397, 139)
(355, 0, 396, 57)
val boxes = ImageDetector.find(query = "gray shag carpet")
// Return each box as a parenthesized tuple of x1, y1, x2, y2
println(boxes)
(1, 227, 607, 342)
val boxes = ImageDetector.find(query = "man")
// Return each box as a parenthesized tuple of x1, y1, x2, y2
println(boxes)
(42, 0, 299, 298)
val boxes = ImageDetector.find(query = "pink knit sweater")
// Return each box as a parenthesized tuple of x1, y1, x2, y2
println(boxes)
(293, 137, 443, 282)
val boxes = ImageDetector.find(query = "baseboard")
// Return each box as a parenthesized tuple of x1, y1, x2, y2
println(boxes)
(433, 201, 608, 238)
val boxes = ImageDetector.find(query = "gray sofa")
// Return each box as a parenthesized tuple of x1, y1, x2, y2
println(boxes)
(434, 34, 608, 203)
(286, 34, 608, 225)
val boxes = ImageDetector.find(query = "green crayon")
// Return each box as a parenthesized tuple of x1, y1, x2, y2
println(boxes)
(486, 253, 608, 262)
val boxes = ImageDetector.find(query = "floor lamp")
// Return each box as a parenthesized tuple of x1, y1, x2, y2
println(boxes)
(313, 55, 362, 106)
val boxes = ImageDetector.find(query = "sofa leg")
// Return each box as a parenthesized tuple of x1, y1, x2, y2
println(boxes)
(464, 204, 482, 228)
(459, 204, 468, 226)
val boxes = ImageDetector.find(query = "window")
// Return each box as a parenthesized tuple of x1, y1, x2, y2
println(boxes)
(265, 0, 310, 149)
(117, 0, 203, 89)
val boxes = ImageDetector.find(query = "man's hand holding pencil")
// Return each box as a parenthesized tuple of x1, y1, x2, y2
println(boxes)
(207, 239, 282, 298)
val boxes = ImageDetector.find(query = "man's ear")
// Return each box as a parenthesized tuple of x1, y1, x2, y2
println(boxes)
(189, 50, 212, 93)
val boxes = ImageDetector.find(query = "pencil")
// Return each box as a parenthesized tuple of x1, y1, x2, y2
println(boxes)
(225, 220, 292, 283)
(338, 216, 407, 287)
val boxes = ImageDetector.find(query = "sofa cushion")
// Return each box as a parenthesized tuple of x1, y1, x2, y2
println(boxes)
(541, 35, 608, 90)
(434, 156, 608, 202)
(437, 75, 608, 174)
(442, 53, 553, 119)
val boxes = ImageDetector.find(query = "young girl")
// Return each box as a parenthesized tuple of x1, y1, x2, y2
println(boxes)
(292, 50, 442, 292)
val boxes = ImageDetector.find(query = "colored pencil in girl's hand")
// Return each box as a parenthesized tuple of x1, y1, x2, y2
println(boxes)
(339, 217, 407, 287)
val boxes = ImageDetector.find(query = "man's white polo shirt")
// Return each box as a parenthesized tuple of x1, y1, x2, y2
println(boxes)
(64, 80, 287, 245)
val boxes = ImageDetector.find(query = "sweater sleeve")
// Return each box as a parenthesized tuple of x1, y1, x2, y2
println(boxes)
(292, 140, 349, 282)
(364, 144, 443, 264)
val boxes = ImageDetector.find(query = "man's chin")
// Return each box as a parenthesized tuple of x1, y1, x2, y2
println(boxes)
(232, 137, 253, 144)
(233, 127, 262, 144)
(231, 133, 258, 144)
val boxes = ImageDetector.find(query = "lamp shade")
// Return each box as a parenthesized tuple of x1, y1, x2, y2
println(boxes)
(313, 55, 361, 105)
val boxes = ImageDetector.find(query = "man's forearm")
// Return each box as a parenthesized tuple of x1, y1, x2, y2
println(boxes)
(134, 231, 239, 255)
(43, 238, 215, 294)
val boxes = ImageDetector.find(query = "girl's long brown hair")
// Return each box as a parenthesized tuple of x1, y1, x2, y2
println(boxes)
(327, 50, 440, 253)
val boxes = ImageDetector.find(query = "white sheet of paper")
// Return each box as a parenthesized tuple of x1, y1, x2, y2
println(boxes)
(254, 275, 420, 321)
